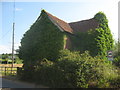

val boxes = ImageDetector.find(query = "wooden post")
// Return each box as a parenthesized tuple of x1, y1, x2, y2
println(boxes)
(5, 67, 6, 76)
(11, 67, 12, 74)
(17, 67, 18, 75)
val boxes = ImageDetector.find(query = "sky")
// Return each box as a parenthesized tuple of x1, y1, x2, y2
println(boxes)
(0, 0, 119, 54)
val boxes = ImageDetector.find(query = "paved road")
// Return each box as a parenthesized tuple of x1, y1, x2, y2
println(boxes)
(0, 78, 47, 88)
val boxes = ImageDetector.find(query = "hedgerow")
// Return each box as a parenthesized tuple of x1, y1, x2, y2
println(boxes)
(31, 50, 119, 88)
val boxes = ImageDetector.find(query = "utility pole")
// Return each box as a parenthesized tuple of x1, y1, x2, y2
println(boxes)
(11, 0, 15, 71)
(12, 22, 15, 68)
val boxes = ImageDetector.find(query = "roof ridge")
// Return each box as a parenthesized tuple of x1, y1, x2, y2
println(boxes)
(69, 18, 95, 24)
(45, 11, 68, 24)
(44, 10, 73, 34)
(41, 10, 99, 34)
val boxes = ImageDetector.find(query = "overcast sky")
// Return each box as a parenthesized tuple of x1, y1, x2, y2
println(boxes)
(0, 0, 119, 54)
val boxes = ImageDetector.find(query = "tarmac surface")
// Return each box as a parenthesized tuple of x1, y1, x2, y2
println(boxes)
(0, 77, 48, 89)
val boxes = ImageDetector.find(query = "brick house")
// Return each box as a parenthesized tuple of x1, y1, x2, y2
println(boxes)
(42, 10, 99, 50)
(19, 9, 102, 61)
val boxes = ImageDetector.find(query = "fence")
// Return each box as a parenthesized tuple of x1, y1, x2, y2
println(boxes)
(0, 67, 17, 75)
(0, 64, 23, 76)
(0, 64, 23, 67)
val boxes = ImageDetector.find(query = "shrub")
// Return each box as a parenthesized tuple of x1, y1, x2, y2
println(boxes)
(113, 57, 120, 68)
(15, 57, 23, 64)
(113, 41, 120, 68)
(19, 65, 35, 82)
(32, 50, 119, 88)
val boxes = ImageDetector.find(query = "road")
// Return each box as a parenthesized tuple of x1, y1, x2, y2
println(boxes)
(0, 78, 47, 88)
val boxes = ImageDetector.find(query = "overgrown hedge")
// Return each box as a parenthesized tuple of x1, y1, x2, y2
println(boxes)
(19, 50, 119, 88)
(113, 41, 120, 68)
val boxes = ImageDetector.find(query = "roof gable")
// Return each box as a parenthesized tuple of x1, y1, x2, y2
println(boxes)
(41, 10, 99, 34)
(44, 11, 73, 34)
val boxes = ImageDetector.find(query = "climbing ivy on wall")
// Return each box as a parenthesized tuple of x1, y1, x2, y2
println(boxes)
(70, 12, 114, 58)
(19, 10, 65, 66)
(94, 12, 114, 58)
(70, 29, 97, 56)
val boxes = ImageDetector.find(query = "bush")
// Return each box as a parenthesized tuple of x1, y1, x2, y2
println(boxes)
(32, 50, 119, 88)
(113, 57, 120, 68)
(15, 57, 23, 64)
(113, 41, 120, 68)
(19, 64, 35, 82)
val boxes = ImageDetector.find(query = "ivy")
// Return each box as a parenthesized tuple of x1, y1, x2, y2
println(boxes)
(94, 11, 108, 24)
(93, 12, 114, 58)
(70, 12, 114, 58)
(19, 11, 114, 66)
(19, 10, 65, 66)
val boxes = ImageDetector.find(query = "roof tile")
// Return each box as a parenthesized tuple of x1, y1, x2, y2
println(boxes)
(45, 11, 73, 33)
(44, 10, 99, 34)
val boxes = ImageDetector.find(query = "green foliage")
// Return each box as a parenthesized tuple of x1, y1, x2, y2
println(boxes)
(19, 65, 35, 82)
(27, 50, 119, 88)
(19, 10, 65, 65)
(1, 53, 9, 59)
(113, 41, 120, 68)
(70, 12, 114, 58)
(0, 53, 22, 64)
(94, 12, 114, 57)
(18, 11, 116, 88)
(94, 11, 108, 23)
(70, 30, 98, 56)
(113, 57, 120, 68)
(15, 57, 23, 64)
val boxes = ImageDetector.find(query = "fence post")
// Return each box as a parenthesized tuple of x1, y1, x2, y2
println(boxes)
(5, 67, 6, 76)
(16, 67, 19, 76)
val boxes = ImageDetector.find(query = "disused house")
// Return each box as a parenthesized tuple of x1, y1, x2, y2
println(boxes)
(20, 9, 112, 61)
(43, 10, 99, 50)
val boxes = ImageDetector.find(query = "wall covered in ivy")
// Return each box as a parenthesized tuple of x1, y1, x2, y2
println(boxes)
(19, 11, 114, 67)
(70, 12, 114, 58)
(19, 10, 65, 66)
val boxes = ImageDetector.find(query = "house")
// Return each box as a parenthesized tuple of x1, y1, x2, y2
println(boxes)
(41, 10, 99, 50)
(20, 9, 113, 61)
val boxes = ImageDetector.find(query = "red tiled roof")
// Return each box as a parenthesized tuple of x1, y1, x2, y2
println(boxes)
(44, 10, 99, 34)
(69, 18, 99, 33)
(45, 11, 73, 34)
